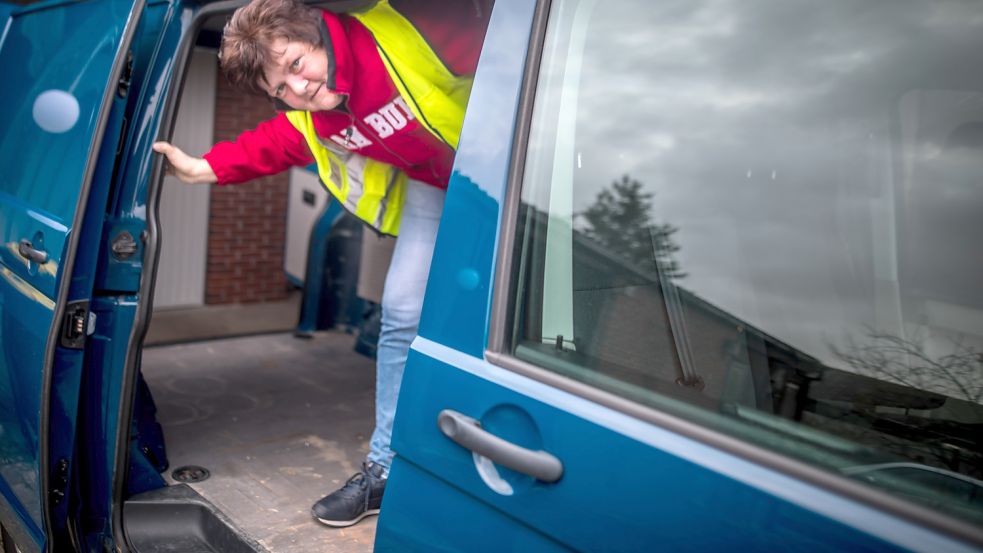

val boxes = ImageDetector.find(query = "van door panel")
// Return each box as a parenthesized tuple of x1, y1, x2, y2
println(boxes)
(0, 1, 143, 549)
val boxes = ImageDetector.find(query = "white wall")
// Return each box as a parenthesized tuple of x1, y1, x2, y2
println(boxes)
(284, 167, 328, 283)
(153, 48, 215, 308)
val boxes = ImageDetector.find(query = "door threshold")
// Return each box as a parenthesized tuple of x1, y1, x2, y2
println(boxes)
(124, 484, 267, 553)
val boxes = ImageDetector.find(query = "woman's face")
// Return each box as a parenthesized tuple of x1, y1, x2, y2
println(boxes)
(261, 37, 344, 112)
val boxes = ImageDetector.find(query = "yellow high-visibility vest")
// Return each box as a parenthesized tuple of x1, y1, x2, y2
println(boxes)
(286, 0, 472, 236)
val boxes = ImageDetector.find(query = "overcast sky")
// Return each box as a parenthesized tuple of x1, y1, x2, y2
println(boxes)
(521, 0, 983, 400)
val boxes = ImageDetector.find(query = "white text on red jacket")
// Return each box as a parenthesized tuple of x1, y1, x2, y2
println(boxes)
(329, 97, 416, 150)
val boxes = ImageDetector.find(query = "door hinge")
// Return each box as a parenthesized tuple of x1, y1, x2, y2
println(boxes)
(60, 300, 92, 349)
(50, 458, 69, 506)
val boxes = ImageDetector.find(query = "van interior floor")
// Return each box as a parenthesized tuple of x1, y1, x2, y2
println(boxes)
(140, 331, 378, 553)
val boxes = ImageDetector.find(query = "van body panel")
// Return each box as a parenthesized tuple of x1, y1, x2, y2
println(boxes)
(380, 0, 983, 551)
(0, 0, 980, 551)
(0, 0, 144, 550)
(385, 340, 983, 552)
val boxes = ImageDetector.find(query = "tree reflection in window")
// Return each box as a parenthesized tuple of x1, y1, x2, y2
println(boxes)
(832, 331, 983, 405)
(577, 174, 685, 281)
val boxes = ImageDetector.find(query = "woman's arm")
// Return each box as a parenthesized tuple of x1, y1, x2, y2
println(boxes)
(154, 113, 314, 186)
(152, 141, 218, 184)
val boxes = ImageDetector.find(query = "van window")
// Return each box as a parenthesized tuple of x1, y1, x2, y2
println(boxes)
(509, 0, 983, 526)
(0, 5, 114, 222)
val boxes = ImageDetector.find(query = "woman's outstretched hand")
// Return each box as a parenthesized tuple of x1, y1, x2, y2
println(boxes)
(152, 141, 218, 184)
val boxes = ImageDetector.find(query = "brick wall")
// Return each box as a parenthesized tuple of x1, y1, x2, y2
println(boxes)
(206, 66, 290, 304)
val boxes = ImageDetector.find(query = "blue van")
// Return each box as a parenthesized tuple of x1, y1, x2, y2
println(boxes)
(1, 0, 983, 551)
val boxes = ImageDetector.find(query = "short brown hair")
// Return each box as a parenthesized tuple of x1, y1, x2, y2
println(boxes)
(218, 0, 323, 96)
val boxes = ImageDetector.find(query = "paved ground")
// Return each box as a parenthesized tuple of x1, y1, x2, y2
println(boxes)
(141, 331, 379, 552)
(145, 293, 302, 346)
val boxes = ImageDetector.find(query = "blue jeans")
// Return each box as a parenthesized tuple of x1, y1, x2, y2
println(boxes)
(367, 179, 445, 473)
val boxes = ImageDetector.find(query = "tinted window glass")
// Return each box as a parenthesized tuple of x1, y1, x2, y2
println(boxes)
(0, 5, 118, 221)
(511, 0, 983, 525)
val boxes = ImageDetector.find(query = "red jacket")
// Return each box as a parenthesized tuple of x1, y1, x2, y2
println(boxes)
(203, 3, 491, 189)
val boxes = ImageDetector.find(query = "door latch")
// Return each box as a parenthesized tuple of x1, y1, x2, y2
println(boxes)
(60, 300, 91, 349)
(111, 230, 138, 259)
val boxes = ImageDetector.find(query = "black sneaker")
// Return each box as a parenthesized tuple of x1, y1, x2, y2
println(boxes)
(311, 462, 387, 527)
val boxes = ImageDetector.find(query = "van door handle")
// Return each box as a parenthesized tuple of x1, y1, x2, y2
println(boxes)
(18, 239, 49, 264)
(438, 409, 563, 483)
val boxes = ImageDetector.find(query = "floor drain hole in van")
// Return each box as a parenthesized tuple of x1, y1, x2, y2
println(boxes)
(171, 465, 211, 483)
